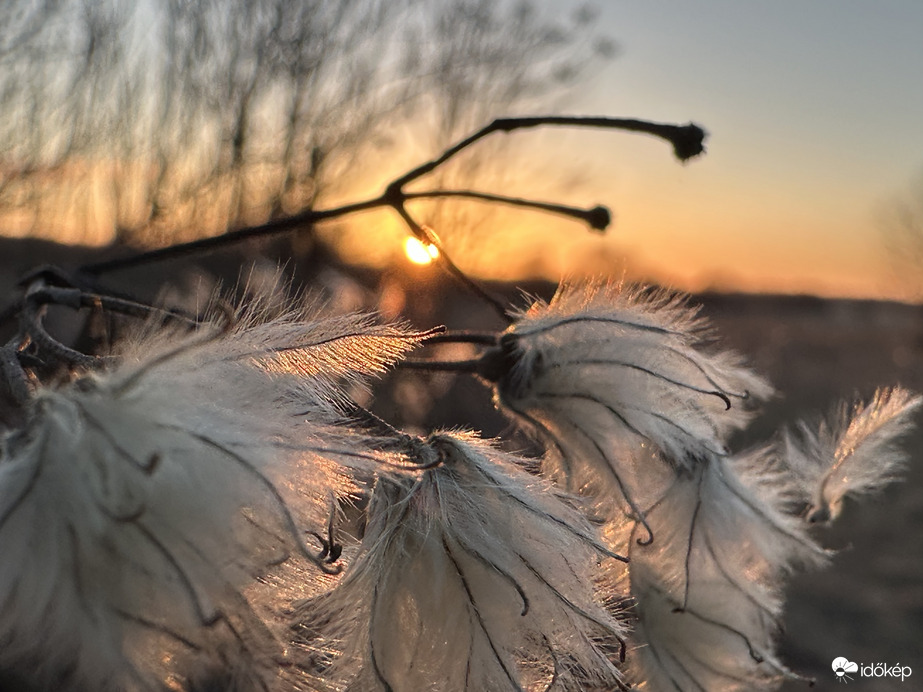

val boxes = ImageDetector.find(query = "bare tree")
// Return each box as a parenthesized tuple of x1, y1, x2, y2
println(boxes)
(0, 0, 612, 249)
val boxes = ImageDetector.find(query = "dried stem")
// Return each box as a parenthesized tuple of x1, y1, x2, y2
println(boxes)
(78, 115, 705, 315)
(398, 358, 484, 374)
(420, 331, 499, 347)
(403, 190, 610, 231)
(389, 116, 706, 190)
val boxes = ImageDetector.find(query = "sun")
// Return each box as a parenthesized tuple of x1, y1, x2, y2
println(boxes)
(404, 236, 440, 265)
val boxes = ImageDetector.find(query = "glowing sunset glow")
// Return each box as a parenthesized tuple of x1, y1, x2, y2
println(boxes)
(404, 236, 440, 265)
(1, 3, 921, 304)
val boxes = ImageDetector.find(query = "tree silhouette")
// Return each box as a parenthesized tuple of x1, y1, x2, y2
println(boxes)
(0, 0, 612, 247)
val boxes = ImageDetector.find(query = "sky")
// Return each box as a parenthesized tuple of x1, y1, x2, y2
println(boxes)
(550, 0, 923, 300)
(3, 1, 922, 302)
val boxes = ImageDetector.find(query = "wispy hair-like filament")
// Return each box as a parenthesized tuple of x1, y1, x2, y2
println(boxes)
(618, 389, 919, 689)
(622, 450, 826, 691)
(497, 282, 772, 470)
(491, 282, 772, 539)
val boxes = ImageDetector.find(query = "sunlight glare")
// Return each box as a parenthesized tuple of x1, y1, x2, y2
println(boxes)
(404, 236, 440, 265)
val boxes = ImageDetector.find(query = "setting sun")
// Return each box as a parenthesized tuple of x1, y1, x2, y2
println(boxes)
(404, 236, 440, 265)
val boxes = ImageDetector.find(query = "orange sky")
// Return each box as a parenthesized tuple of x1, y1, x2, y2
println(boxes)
(4, 2, 922, 303)
(559, 1, 923, 302)
(329, 120, 916, 302)
(329, 1, 923, 302)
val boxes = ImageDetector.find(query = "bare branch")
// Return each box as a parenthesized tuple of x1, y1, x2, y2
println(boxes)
(390, 116, 706, 191)
(404, 190, 610, 231)
(80, 114, 705, 319)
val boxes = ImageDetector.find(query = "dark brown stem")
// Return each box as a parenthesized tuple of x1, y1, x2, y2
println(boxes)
(397, 358, 483, 373)
(394, 204, 511, 322)
(81, 197, 383, 275)
(80, 115, 704, 277)
(404, 190, 609, 231)
(420, 331, 499, 346)
(18, 293, 107, 370)
(25, 285, 198, 327)
(390, 116, 706, 190)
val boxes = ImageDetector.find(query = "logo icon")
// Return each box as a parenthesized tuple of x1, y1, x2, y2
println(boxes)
(833, 657, 859, 683)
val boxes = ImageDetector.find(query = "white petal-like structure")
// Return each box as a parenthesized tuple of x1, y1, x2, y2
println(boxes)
(488, 283, 920, 691)
(623, 450, 826, 691)
(623, 384, 919, 691)
(496, 283, 771, 487)
(492, 282, 771, 540)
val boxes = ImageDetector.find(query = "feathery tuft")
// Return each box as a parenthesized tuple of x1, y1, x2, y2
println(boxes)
(0, 302, 424, 690)
(499, 283, 772, 469)
(490, 282, 771, 535)
(297, 432, 627, 692)
(622, 450, 826, 690)
(782, 387, 922, 523)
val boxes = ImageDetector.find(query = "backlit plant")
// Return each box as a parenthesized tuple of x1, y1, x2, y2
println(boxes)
(0, 117, 917, 692)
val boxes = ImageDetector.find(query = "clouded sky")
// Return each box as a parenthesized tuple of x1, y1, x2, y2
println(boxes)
(564, 0, 923, 300)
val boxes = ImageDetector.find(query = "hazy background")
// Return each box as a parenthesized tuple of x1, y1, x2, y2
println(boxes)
(1, 0, 922, 300)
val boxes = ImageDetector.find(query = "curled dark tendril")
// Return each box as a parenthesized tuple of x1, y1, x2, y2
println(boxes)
(310, 500, 343, 565)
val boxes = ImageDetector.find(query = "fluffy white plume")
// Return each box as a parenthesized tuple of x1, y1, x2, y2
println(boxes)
(486, 282, 907, 689)
(0, 307, 425, 690)
(614, 389, 920, 690)
(298, 432, 627, 692)
(623, 450, 827, 691)
(118, 301, 427, 414)
(491, 282, 771, 534)
(781, 387, 922, 522)
(496, 283, 771, 472)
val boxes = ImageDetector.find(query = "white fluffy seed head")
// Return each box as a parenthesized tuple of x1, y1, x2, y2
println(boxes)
(0, 301, 427, 690)
(297, 432, 627, 692)
(493, 282, 772, 529)
(502, 283, 772, 466)
(0, 378, 284, 689)
(623, 452, 827, 691)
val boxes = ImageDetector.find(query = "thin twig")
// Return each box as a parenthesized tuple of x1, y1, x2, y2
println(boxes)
(76, 115, 704, 324)
(393, 205, 511, 322)
(26, 285, 198, 327)
(80, 197, 384, 275)
(404, 190, 610, 231)
(398, 358, 483, 374)
(389, 116, 706, 190)
(79, 114, 704, 280)
(0, 339, 32, 410)
(19, 306, 102, 369)
(420, 331, 499, 346)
